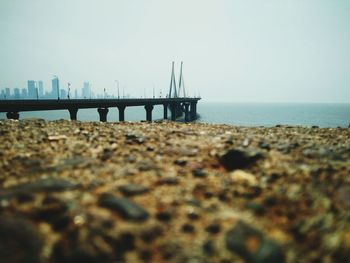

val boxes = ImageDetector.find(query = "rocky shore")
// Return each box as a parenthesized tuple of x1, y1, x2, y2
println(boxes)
(0, 119, 349, 263)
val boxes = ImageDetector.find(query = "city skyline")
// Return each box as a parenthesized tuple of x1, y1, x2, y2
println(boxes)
(0, 76, 139, 100)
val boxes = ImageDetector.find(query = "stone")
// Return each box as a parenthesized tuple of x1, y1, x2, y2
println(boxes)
(230, 170, 258, 186)
(219, 149, 263, 171)
(158, 177, 179, 185)
(225, 221, 284, 263)
(192, 168, 206, 178)
(258, 141, 270, 150)
(0, 216, 43, 263)
(119, 184, 149, 196)
(10, 178, 80, 193)
(98, 194, 149, 221)
(174, 159, 187, 166)
(205, 223, 221, 234)
(336, 186, 350, 208)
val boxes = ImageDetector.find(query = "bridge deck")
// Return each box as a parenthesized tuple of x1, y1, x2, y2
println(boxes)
(0, 98, 200, 112)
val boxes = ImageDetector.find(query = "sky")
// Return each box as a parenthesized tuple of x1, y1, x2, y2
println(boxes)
(0, 0, 349, 103)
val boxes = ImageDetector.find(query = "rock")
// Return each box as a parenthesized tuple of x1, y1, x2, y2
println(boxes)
(125, 133, 144, 144)
(225, 221, 284, 263)
(258, 141, 270, 150)
(174, 159, 187, 166)
(205, 223, 221, 234)
(98, 194, 149, 221)
(336, 186, 350, 208)
(219, 149, 263, 171)
(119, 184, 149, 196)
(10, 178, 80, 193)
(158, 177, 179, 185)
(230, 170, 258, 186)
(156, 211, 172, 222)
(182, 223, 195, 233)
(192, 168, 206, 178)
(0, 216, 43, 263)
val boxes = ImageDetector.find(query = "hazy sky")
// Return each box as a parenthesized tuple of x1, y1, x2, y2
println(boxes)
(0, 0, 349, 102)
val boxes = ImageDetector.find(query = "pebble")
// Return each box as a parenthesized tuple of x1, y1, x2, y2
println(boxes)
(119, 184, 149, 196)
(225, 221, 285, 263)
(10, 178, 80, 193)
(192, 168, 207, 178)
(0, 216, 43, 263)
(219, 148, 263, 171)
(98, 193, 149, 221)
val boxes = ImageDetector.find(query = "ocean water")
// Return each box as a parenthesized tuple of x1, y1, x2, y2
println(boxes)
(0, 102, 349, 128)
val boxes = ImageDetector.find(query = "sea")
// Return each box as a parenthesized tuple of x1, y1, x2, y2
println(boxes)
(0, 102, 349, 128)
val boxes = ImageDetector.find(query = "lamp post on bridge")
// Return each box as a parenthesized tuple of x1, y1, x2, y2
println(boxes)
(67, 82, 71, 99)
(115, 80, 120, 99)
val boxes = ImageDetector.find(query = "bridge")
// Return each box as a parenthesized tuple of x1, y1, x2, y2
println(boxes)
(0, 97, 200, 122)
(0, 62, 200, 122)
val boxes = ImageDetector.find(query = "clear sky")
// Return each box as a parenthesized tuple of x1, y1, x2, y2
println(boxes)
(0, 0, 349, 102)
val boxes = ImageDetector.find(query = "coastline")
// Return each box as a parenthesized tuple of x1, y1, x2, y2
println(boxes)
(0, 119, 349, 262)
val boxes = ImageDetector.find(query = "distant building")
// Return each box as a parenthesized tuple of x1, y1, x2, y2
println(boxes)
(60, 89, 67, 99)
(52, 77, 59, 98)
(14, 88, 20, 99)
(5, 88, 11, 99)
(74, 89, 78, 99)
(37, 81, 44, 98)
(21, 88, 28, 98)
(82, 82, 90, 99)
(27, 80, 36, 98)
(1, 89, 5, 99)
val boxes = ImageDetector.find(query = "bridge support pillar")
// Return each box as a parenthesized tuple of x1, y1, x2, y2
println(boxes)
(98, 108, 109, 122)
(190, 102, 197, 120)
(184, 103, 190, 122)
(68, 108, 78, 120)
(117, 105, 126, 122)
(6, 112, 19, 120)
(145, 104, 154, 122)
(170, 103, 177, 121)
(163, 103, 168, 119)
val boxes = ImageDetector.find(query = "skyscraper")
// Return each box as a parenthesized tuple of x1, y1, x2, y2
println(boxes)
(37, 81, 44, 98)
(21, 88, 27, 98)
(52, 77, 59, 99)
(5, 88, 11, 99)
(14, 88, 20, 99)
(27, 80, 36, 98)
(82, 82, 90, 99)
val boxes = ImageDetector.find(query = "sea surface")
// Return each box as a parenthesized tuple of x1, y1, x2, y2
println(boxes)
(1, 102, 349, 128)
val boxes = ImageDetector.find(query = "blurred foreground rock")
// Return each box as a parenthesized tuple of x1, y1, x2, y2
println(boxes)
(0, 119, 349, 262)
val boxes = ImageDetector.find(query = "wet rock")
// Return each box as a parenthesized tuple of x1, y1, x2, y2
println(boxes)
(0, 216, 43, 263)
(119, 184, 149, 196)
(98, 194, 149, 221)
(205, 223, 221, 234)
(10, 178, 80, 193)
(174, 159, 187, 166)
(258, 141, 270, 150)
(125, 133, 144, 144)
(158, 177, 179, 185)
(156, 211, 173, 222)
(219, 148, 263, 171)
(192, 168, 206, 178)
(225, 221, 284, 263)
(182, 223, 195, 233)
